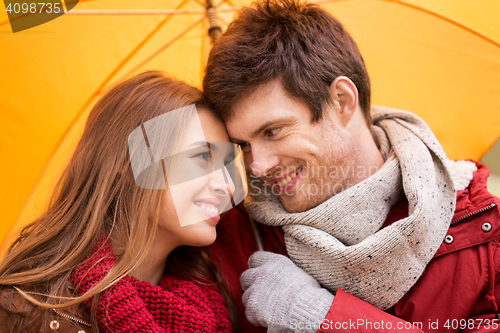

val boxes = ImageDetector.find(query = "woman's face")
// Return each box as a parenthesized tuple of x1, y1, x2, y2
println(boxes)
(158, 108, 236, 248)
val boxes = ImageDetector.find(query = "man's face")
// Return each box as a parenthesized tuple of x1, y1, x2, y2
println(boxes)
(226, 79, 358, 213)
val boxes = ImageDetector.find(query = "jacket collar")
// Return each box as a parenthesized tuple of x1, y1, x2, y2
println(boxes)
(435, 161, 499, 258)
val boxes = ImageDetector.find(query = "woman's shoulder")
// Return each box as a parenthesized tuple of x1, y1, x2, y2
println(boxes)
(0, 286, 93, 333)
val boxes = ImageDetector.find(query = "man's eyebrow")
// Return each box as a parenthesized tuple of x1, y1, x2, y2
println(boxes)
(229, 137, 245, 145)
(229, 116, 295, 143)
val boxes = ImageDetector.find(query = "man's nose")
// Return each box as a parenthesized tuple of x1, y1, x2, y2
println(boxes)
(247, 145, 280, 178)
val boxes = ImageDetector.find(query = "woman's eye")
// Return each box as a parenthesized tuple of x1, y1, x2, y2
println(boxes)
(193, 152, 210, 161)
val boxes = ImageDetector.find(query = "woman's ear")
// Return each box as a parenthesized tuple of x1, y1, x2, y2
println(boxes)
(329, 76, 359, 127)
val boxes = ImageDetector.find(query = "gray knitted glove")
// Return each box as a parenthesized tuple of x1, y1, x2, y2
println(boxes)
(241, 251, 335, 332)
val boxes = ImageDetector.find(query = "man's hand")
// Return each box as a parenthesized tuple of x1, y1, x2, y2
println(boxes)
(241, 251, 335, 332)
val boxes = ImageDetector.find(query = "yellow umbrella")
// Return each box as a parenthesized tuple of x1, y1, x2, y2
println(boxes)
(1, 0, 500, 249)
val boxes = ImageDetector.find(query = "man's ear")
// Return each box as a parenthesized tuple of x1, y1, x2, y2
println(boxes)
(329, 76, 359, 127)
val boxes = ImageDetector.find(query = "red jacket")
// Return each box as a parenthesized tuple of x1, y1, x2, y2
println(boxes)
(207, 162, 500, 332)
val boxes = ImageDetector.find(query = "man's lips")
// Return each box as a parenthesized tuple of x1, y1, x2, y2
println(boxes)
(266, 166, 304, 193)
(268, 167, 302, 183)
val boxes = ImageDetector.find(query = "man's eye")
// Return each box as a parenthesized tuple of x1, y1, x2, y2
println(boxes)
(265, 127, 281, 137)
(239, 142, 251, 152)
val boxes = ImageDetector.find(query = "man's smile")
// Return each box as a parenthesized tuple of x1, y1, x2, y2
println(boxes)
(267, 166, 305, 193)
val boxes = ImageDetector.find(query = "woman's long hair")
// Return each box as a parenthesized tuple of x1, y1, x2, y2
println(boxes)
(0, 71, 237, 331)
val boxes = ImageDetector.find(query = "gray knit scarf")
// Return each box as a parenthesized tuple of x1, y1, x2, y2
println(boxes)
(245, 106, 457, 310)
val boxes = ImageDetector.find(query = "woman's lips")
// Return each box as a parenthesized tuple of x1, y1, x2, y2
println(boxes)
(194, 198, 221, 222)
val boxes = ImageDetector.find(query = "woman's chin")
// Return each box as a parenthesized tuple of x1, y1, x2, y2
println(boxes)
(192, 227, 218, 247)
(184, 220, 218, 247)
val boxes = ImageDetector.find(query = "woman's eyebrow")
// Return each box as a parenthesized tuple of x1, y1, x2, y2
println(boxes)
(188, 141, 209, 149)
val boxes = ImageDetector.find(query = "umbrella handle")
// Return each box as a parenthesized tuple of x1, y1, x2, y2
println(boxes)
(249, 216, 264, 251)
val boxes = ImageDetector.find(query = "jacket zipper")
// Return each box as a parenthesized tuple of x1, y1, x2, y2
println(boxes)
(451, 202, 496, 225)
(269, 225, 287, 254)
(52, 308, 92, 328)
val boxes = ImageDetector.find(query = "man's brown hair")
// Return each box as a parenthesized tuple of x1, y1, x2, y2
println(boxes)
(203, 0, 371, 124)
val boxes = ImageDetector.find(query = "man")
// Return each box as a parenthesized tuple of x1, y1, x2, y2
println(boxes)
(204, 1, 500, 332)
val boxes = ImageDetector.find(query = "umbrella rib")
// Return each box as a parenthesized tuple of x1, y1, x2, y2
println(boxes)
(64, 8, 241, 15)
(11, 0, 191, 229)
(216, 13, 229, 26)
(3, 0, 500, 52)
(60, 0, 68, 13)
(91, 0, 190, 94)
(66, 9, 206, 15)
(285, 0, 500, 51)
(120, 15, 206, 79)
(200, 18, 209, 84)
(215, 0, 229, 7)
(382, 0, 500, 50)
(191, 0, 208, 8)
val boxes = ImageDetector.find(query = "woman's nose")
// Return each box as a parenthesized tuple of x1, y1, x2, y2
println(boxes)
(208, 166, 235, 196)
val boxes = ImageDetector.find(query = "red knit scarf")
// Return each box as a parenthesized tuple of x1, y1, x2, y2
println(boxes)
(70, 237, 232, 333)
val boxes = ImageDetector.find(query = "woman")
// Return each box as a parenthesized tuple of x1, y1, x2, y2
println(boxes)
(0, 71, 243, 332)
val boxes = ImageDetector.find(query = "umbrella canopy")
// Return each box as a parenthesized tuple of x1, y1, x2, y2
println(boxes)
(1, 0, 500, 248)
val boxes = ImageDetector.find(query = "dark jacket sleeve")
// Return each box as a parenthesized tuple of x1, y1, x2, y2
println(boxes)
(0, 288, 91, 333)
